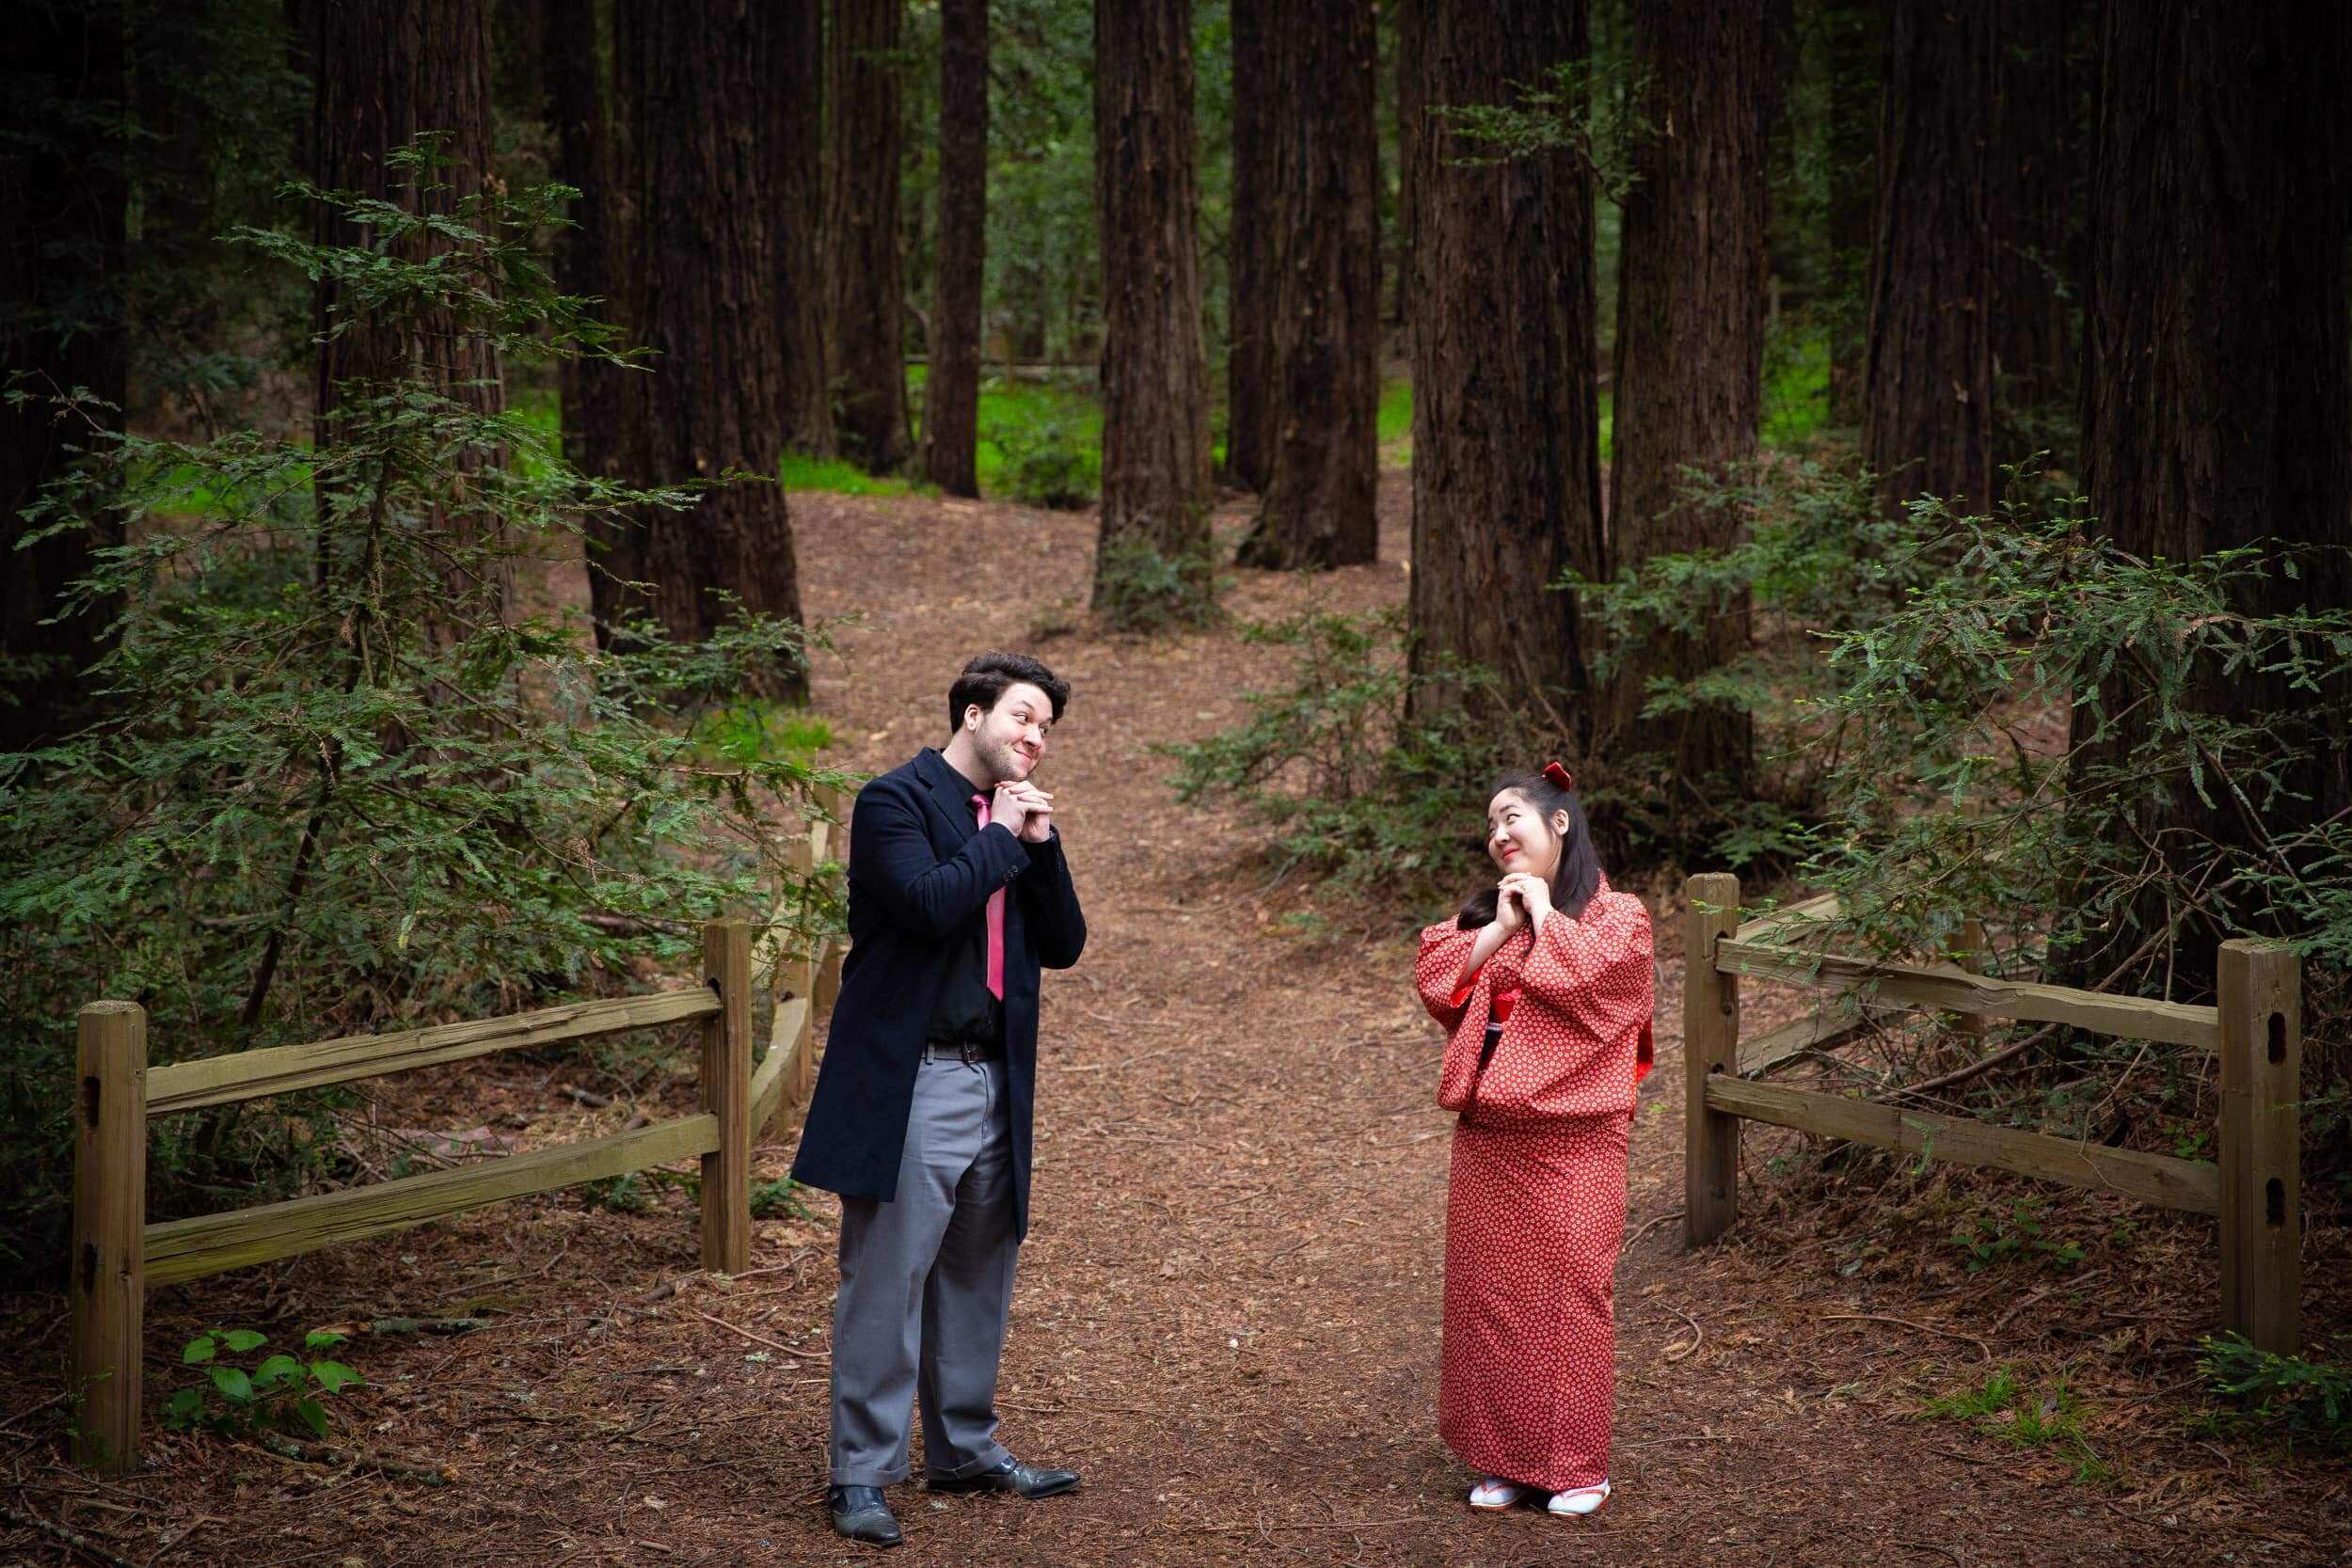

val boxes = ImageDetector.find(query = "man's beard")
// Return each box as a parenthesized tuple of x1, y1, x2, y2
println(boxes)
(977, 734, 1032, 784)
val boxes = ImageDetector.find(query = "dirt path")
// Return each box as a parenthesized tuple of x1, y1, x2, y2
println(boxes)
(10, 482, 2341, 1567)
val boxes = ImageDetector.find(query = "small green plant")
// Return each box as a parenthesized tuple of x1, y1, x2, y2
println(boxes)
(2197, 1333, 2352, 1448)
(1947, 1196, 2087, 1274)
(993, 414, 1099, 509)
(167, 1328, 363, 1441)
(581, 1172, 650, 1212)
(1092, 531, 1219, 632)
(1159, 605, 1510, 911)
(749, 1175, 815, 1221)
(1921, 1363, 2111, 1481)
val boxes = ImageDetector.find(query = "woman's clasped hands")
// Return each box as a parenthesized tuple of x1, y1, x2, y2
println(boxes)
(1497, 872, 1553, 937)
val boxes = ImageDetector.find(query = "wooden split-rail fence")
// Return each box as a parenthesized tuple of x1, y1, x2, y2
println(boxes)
(1682, 872, 2303, 1355)
(66, 792, 850, 1472)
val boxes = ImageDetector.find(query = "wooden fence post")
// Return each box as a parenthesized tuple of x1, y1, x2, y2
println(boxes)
(1685, 874, 1742, 1247)
(71, 1002, 148, 1472)
(2217, 939, 2300, 1354)
(701, 920, 753, 1274)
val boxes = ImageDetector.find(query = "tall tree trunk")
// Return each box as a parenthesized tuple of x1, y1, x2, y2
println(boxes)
(1393, 0, 1421, 336)
(618, 0, 807, 696)
(0, 0, 127, 752)
(917, 0, 985, 497)
(2068, 0, 2351, 983)
(1603, 0, 1767, 796)
(765, 0, 833, 457)
(1860, 0, 1994, 510)
(1091, 0, 1216, 624)
(1224, 0, 1274, 493)
(826, 0, 909, 474)
(1404, 0, 1602, 733)
(1821, 0, 1878, 427)
(546, 0, 644, 644)
(1234, 0, 1379, 572)
(313, 0, 511, 628)
(1987, 0, 2078, 446)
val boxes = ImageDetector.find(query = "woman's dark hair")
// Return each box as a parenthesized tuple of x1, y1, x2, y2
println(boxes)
(1456, 770, 1602, 929)
(946, 651, 1070, 732)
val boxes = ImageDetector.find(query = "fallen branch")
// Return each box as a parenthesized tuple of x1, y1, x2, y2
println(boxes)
(0, 1392, 67, 1432)
(1820, 1313, 1994, 1363)
(1661, 1307, 1705, 1363)
(682, 1308, 797, 1357)
(557, 1084, 612, 1108)
(312, 1317, 492, 1339)
(0, 1504, 140, 1568)
(250, 1431, 456, 1484)
(1620, 1211, 1684, 1255)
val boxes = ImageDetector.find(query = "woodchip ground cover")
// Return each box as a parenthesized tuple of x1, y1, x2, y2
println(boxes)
(4, 476, 2345, 1567)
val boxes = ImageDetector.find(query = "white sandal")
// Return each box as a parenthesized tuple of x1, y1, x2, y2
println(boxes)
(1467, 1476, 1528, 1511)
(1546, 1481, 1612, 1516)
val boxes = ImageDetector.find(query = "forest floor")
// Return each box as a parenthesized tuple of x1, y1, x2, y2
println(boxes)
(6, 474, 2349, 1568)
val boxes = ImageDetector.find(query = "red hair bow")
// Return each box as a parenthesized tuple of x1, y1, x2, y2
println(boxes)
(1543, 761, 1574, 791)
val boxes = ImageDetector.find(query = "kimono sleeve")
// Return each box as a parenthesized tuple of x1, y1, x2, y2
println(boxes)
(1415, 922, 1480, 1029)
(1510, 893, 1655, 1042)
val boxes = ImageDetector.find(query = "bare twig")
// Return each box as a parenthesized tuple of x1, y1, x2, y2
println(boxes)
(0, 1392, 66, 1432)
(681, 1308, 797, 1357)
(0, 1504, 142, 1568)
(1661, 1307, 1705, 1363)
(248, 1433, 456, 1484)
(1821, 1313, 1994, 1363)
(1620, 1211, 1684, 1255)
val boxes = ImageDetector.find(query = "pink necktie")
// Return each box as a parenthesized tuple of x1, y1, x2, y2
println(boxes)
(972, 794, 1006, 1000)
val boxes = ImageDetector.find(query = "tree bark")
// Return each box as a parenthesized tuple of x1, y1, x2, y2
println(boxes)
(1404, 0, 1602, 733)
(1393, 0, 1421, 336)
(826, 0, 910, 474)
(617, 0, 807, 696)
(1860, 0, 1994, 511)
(917, 0, 986, 497)
(1091, 0, 1216, 622)
(764, 0, 832, 458)
(1233, 0, 1379, 572)
(1987, 0, 2079, 440)
(2069, 0, 2351, 980)
(1224, 0, 1274, 493)
(1821, 0, 1878, 427)
(0, 0, 127, 752)
(545, 0, 644, 643)
(1603, 0, 1767, 793)
(312, 0, 510, 628)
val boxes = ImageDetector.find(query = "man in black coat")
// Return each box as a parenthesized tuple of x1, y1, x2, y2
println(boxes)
(792, 652, 1088, 1547)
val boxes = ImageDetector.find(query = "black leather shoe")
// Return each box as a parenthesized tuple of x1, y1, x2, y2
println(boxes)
(828, 1485, 903, 1546)
(928, 1457, 1080, 1498)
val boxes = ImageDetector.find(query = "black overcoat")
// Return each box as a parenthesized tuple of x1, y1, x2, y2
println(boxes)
(788, 747, 1087, 1238)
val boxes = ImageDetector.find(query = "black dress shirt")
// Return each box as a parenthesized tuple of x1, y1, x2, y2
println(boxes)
(924, 761, 1009, 1047)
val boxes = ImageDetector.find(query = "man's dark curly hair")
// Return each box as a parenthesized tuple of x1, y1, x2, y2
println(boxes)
(946, 652, 1070, 733)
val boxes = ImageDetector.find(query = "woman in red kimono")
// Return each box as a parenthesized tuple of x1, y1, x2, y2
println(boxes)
(1414, 763, 1655, 1517)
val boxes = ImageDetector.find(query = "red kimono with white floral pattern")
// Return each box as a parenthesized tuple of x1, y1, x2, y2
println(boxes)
(1415, 877, 1656, 1493)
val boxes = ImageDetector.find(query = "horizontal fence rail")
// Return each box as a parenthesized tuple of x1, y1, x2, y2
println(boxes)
(1683, 871, 2300, 1359)
(68, 790, 850, 1472)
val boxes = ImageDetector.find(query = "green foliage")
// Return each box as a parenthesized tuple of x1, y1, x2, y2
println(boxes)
(748, 1175, 816, 1222)
(2197, 1334, 2352, 1448)
(1760, 319, 1834, 449)
(1947, 1196, 2087, 1274)
(1437, 57, 1657, 205)
(1158, 606, 1508, 911)
(974, 376, 1102, 508)
(1092, 532, 1221, 633)
(1921, 1364, 2112, 1481)
(778, 450, 928, 498)
(167, 1328, 362, 1442)
(580, 1172, 651, 1213)
(0, 150, 853, 1280)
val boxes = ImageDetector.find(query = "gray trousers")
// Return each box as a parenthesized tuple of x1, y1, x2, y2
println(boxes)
(828, 1056, 1019, 1486)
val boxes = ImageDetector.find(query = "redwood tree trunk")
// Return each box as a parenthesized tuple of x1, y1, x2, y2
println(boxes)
(1860, 0, 1994, 511)
(1603, 0, 1767, 794)
(1821, 0, 1878, 426)
(0, 0, 126, 752)
(618, 0, 807, 696)
(917, 0, 986, 497)
(826, 0, 910, 474)
(545, 0, 644, 642)
(1092, 0, 1216, 623)
(1224, 0, 1274, 493)
(2069, 0, 2351, 979)
(1404, 0, 1602, 732)
(1987, 0, 2079, 438)
(1233, 0, 1379, 572)
(765, 0, 832, 458)
(313, 0, 510, 627)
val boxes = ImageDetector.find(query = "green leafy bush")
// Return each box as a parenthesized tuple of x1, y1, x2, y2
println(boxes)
(0, 148, 852, 1279)
(167, 1327, 363, 1441)
(993, 413, 1100, 509)
(1091, 531, 1219, 632)
(1158, 606, 1508, 911)
(2198, 1333, 2352, 1448)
